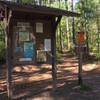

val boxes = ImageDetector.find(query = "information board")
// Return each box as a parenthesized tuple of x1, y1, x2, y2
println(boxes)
(24, 42, 34, 58)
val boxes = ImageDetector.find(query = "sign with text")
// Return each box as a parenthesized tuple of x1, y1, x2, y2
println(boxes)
(24, 42, 34, 58)
(44, 39, 51, 51)
(36, 22, 43, 33)
(77, 32, 85, 44)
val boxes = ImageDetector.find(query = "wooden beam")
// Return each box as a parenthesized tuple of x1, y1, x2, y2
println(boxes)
(51, 16, 62, 89)
(7, 10, 12, 26)
(54, 16, 62, 33)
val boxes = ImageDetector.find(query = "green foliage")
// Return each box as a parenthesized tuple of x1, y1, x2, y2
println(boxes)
(0, 22, 5, 64)
(0, 0, 99, 63)
(21, 0, 33, 4)
(37, 51, 46, 63)
(80, 84, 92, 92)
(0, 41, 6, 64)
(56, 51, 63, 64)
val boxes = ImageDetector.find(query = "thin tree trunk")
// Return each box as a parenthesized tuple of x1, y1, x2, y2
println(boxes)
(65, 0, 70, 50)
(59, 23, 63, 52)
(71, 0, 75, 45)
(96, 16, 100, 64)
(58, 0, 63, 52)
(66, 18, 70, 50)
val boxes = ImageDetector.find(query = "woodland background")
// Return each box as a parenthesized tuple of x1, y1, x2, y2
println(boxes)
(0, 0, 100, 64)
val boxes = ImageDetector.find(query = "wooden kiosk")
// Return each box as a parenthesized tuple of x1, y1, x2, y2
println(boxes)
(0, 1, 80, 99)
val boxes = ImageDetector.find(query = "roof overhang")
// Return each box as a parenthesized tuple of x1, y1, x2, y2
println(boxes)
(0, 0, 80, 18)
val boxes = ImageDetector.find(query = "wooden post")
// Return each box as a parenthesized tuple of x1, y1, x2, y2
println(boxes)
(77, 32, 84, 85)
(51, 26, 57, 89)
(6, 32, 13, 100)
(4, 7, 13, 100)
(51, 16, 62, 89)
(78, 45, 83, 85)
(51, 18, 57, 89)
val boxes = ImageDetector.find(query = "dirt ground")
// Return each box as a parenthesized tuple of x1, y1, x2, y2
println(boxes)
(0, 52, 100, 100)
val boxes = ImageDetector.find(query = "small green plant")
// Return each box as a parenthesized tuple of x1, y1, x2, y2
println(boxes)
(37, 51, 46, 63)
(56, 51, 63, 64)
(80, 84, 92, 92)
(0, 41, 6, 64)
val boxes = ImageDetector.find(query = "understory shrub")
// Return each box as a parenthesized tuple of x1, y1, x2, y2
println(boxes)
(0, 41, 6, 64)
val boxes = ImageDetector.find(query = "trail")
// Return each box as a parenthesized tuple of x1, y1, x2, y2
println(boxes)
(0, 51, 100, 100)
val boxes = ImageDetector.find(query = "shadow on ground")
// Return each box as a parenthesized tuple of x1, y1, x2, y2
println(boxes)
(0, 52, 100, 100)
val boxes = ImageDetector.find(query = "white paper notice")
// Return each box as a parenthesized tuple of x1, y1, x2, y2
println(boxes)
(44, 39, 51, 51)
(36, 23, 43, 33)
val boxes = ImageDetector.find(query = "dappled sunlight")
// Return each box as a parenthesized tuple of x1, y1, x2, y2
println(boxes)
(57, 82, 66, 88)
(0, 86, 5, 91)
(14, 65, 51, 73)
(28, 74, 52, 82)
(43, 85, 52, 90)
(0, 80, 6, 85)
(57, 75, 77, 81)
(83, 64, 98, 71)
(62, 57, 78, 61)
(13, 90, 30, 99)
(0, 52, 100, 99)
(61, 67, 78, 72)
(12, 64, 52, 85)
(57, 63, 78, 68)
(13, 65, 40, 73)
(12, 72, 52, 85)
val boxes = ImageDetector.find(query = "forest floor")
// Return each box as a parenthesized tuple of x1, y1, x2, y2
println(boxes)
(0, 51, 100, 100)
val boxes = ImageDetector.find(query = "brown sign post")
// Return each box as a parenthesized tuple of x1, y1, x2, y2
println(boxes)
(77, 32, 84, 85)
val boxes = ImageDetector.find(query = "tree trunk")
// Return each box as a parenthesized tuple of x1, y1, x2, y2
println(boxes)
(96, 16, 100, 64)
(59, 23, 63, 52)
(66, 18, 70, 50)
(71, 0, 75, 45)
(65, 0, 70, 50)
